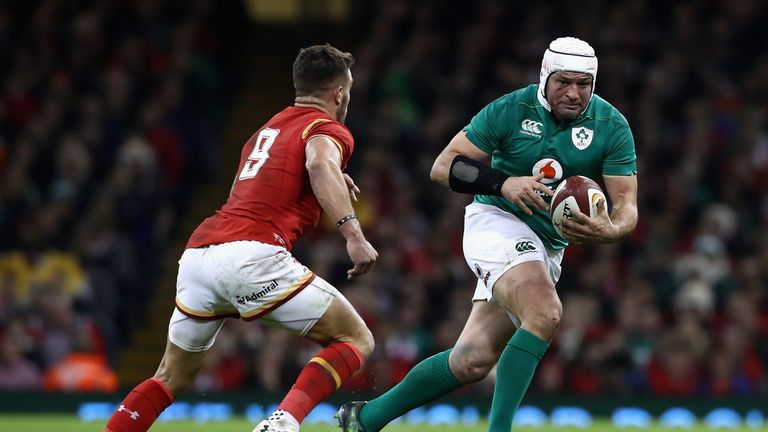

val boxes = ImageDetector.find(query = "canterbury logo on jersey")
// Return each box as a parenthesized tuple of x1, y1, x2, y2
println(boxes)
(515, 241, 537, 253)
(520, 119, 543, 137)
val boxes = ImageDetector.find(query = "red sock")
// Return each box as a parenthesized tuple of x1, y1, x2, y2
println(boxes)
(104, 378, 174, 432)
(278, 342, 364, 423)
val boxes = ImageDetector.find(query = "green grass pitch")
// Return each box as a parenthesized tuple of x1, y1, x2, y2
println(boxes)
(0, 415, 762, 432)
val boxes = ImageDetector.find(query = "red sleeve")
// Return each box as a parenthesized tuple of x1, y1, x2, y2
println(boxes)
(306, 121, 355, 169)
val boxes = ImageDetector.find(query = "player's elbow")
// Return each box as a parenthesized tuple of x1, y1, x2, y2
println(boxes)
(429, 158, 449, 185)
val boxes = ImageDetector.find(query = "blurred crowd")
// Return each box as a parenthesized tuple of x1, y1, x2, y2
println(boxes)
(2, 0, 768, 399)
(0, 0, 237, 391)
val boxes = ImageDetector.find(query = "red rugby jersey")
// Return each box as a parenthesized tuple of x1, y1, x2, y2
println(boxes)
(186, 106, 354, 251)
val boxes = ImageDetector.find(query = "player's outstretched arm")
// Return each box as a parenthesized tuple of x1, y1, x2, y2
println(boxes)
(430, 131, 551, 214)
(305, 136, 377, 279)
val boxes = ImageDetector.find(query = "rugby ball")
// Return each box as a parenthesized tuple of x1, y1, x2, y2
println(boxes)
(550, 175, 606, 238)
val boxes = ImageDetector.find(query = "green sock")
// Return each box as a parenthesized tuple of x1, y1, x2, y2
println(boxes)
(359, 349, 461, 431)
(488, 328, 549, 432)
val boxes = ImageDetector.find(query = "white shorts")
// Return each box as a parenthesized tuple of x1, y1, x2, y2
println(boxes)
(463, 203, 564, 326)
(168, 241, 338, 352)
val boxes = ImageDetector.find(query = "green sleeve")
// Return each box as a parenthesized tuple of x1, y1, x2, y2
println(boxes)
(603, 120, 637, 176)
(462, 98, 511, 154)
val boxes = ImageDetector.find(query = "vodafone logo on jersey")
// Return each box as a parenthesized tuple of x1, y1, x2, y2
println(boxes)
(532, 158, 563, 184)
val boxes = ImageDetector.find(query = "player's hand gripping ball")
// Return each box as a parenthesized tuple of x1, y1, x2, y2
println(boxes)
(550, 175, 606, 238)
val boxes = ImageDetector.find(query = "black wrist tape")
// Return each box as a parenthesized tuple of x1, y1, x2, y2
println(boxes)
(448, 155, 508, 196)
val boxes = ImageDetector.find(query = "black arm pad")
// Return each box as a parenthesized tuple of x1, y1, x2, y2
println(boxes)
(448, 155, 509, 196)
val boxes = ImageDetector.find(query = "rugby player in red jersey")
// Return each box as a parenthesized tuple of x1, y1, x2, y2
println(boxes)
(104, 44, 377, 432)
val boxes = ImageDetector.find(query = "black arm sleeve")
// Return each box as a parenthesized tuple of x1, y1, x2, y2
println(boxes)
(448, 155, 509, 196)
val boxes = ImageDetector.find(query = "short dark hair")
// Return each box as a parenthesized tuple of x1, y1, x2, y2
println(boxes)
(292, 44, 354, 96)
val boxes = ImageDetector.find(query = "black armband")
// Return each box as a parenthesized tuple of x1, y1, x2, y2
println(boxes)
(448, 155, 509, 195)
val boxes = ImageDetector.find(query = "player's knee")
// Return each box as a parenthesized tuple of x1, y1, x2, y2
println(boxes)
(521, 301, 563, 341)
(450, 346, 497, 383)
(348, 325, 375, 359)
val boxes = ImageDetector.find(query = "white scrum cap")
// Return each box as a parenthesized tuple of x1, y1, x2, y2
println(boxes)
(537, 37, 598, 112)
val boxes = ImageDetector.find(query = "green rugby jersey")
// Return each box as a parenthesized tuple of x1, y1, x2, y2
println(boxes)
(463, 84, 637, 250)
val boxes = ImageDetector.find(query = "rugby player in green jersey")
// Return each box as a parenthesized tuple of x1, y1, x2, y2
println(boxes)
(337, 37, 638, 432)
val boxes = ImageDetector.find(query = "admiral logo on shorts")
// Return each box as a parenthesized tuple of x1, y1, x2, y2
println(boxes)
(520, 119, 543, 137)
(515, 240, 537, 254)
(236, 280, 279, 304)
